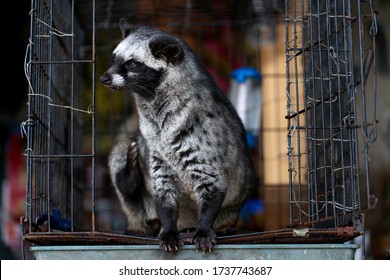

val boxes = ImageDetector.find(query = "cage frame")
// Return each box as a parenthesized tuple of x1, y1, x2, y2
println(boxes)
(20, 0, 378, 259)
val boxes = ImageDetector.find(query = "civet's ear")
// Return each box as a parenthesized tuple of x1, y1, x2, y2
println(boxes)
(119, 18, 138, 38)
(149, 35, 184, 65)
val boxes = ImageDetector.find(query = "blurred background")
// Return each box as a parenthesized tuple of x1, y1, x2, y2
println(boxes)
(1, 0, 389, 259)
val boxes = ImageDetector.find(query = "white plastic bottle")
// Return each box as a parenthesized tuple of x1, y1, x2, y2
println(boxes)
(229, 67, 262, 149)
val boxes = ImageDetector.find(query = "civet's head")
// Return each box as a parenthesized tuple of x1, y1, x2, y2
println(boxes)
(100, 18, 185, 99)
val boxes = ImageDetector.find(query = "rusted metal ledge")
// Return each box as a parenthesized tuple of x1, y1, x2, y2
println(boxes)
(23, 227, 360, 247)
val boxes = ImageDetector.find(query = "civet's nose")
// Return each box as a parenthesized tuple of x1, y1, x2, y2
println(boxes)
(100, 73, 112, 85)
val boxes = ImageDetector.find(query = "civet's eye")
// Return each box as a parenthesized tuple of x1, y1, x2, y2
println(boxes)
(125, 59, 140, 70)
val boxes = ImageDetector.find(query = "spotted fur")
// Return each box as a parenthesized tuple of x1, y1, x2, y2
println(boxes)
(101, 18, 257, 253)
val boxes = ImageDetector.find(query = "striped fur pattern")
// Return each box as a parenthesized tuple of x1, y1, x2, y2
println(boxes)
(101, 18, 257, 253)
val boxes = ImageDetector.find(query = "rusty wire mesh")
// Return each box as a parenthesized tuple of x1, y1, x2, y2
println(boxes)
(23, 0, 96, 234)
(285, 0, 378, 228)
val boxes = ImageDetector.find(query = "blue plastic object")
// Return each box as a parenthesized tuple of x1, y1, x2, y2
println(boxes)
(231, 67, 262, 83)
(246, 132, 257, 149)
(36, 208, 71, 231)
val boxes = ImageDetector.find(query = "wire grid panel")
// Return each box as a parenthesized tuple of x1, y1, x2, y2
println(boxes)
(23, 0, 96, 233)
(285, 0, 378, 228)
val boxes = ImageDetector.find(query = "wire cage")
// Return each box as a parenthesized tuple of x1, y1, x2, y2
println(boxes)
(23, 0, 96, 237)
(285, 0, 378, 229)
(21, 0, 378, 258)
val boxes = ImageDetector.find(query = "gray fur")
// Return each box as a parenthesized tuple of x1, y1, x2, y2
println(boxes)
(101, 18, 257, 253)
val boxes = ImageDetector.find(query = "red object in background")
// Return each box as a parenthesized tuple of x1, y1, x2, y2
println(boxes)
(2, 128, 26, 253)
